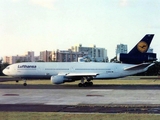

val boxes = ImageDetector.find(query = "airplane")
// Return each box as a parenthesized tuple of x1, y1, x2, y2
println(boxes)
(2, 34, 157, 87)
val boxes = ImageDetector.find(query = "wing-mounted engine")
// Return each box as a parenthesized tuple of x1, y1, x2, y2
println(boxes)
(117, 53, 157, 64)
(51, 74, 76, 84)
(51, 75, 66, 84)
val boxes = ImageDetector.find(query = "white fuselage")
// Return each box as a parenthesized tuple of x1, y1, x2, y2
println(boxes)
(3, 62, 147, 80)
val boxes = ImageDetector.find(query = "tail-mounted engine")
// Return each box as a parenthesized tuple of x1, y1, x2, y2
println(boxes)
(117, 53, 157, 64)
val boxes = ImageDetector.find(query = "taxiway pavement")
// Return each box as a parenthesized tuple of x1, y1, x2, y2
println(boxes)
(1, 84, 160, 113)
(0, 86, 160, 105)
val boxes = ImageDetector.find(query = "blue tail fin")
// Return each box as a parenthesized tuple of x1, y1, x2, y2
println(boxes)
(117, 34, 157, 64)
(128, 34, 154, 54)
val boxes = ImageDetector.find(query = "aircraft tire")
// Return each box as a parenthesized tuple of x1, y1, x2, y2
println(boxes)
(78, 83, 83, 87)
(89, 82, 93, 86)
(85, 82, 93, 86)
(78, 82, 93, 87)
(23, 83, 27, 86)
(83, 83, 87, 87)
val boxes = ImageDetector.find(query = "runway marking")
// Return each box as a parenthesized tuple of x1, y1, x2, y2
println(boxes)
(90, 89, 113, 92)
(86, 95, 104, 97)
(3, 94, 19, 96)
(45, 102, 79, 105)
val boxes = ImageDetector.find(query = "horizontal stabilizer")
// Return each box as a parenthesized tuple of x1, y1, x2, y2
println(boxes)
(124, 63, 154, 71)
(66, 73, 99, 77)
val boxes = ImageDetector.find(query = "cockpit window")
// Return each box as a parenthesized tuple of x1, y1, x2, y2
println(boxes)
(6, 67, 10, 69)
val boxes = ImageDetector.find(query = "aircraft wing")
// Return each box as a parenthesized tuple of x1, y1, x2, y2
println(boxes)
(65, 73, 99, 77)
(124, 63, 154, 71)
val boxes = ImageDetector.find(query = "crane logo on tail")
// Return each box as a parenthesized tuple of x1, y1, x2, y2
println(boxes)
(137, 41, 148, 53)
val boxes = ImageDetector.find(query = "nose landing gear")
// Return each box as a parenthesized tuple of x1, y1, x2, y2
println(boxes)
(23, 79, 27, 86)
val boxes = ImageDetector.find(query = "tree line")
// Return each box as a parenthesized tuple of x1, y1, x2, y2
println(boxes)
(136, 61, 160, 76)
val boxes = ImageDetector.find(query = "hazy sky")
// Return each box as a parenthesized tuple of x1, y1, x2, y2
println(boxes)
(0, 0, 160, 60)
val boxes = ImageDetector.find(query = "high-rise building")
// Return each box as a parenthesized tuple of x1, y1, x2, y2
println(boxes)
(147, 48, 153, 53)
(39, 50, 52, 62)
(3, 51, 38, 64)
(116, 44, 128, 55)
(52, 49, 87, 62)
(25, 51, 35, 62)
(71, 44, 108, 62)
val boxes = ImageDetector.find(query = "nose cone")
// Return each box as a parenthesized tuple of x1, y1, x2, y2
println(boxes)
(2, 69, 7, 75)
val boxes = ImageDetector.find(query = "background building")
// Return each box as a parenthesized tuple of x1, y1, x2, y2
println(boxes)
(2, 45, 108, 63)
(39, 50, 52, 62)
(116, 44, 128, 55)
(3, 51, 38, 64)
(147, 48, 153, 53)
(52, 49, 88, 62)
(25, 51, 35, 62)
(71, 44, 108, 62)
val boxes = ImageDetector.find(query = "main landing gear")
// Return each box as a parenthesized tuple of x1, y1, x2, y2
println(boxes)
(78, 77, 93, 87)
(78, 82, 93, 87)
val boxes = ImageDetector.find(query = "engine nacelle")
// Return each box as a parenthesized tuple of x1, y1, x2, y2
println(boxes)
(117, 53, 157, 64)
(51, 75, 65, 84)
